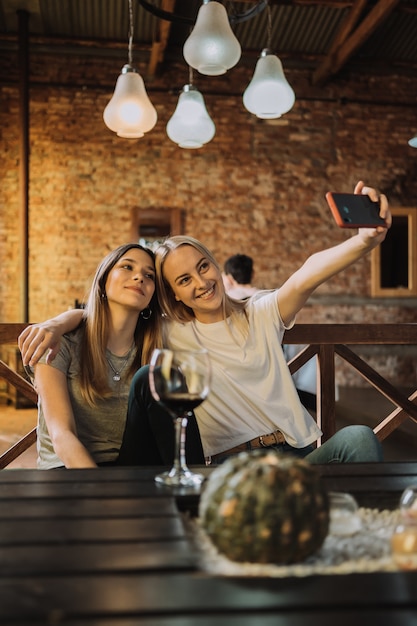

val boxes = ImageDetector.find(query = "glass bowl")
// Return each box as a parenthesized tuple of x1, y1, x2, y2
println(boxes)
(328, 491, 362, 536)
(399, 485, 417, 521)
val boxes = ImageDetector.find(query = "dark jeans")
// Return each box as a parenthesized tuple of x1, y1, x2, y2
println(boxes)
(297, 389, 317, 412)
(117, 366, 205, 466)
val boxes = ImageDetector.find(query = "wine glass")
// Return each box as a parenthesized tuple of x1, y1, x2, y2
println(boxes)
(149, 348, 211, 487)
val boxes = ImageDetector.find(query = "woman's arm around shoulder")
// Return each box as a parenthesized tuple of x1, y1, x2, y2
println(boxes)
(19, 309, 85, 366)
(277, 181, 391, 327)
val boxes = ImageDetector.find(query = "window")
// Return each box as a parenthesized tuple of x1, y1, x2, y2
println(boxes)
(130, 207, 183, 249)
(371, 208, 417, 296)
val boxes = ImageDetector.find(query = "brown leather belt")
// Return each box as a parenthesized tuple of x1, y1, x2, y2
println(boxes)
(206, 429, 285, 464)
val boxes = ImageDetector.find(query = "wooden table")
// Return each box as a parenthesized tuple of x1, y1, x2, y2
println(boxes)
(1, 463, 417, 624)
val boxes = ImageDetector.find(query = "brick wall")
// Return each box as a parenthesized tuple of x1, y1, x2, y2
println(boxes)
(1, 46, 417, 384)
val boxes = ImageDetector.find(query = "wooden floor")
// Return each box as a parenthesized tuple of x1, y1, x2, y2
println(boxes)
(0, 386, 417, 468)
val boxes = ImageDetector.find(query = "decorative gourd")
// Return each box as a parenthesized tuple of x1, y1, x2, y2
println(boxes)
(199, 449, 329, 564)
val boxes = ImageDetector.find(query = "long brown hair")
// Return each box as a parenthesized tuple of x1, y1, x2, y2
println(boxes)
(79, 243, 163, 405)
(155, 236, 249, 336)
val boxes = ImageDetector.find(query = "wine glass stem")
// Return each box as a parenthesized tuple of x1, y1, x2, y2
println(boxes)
(173, 415, 189, 474)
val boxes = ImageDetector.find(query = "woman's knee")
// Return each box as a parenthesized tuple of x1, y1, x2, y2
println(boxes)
(338, 425, 383, 461)
(339, 424, 375, 443)
(307, 424, 383, 463)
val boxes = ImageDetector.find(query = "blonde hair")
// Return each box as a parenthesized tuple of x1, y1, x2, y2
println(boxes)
(155, 235, 250, 339)
(79, 243, 163, 406)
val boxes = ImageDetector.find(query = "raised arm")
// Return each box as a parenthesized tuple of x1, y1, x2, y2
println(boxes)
(19, 309, 84, 366)
(277, 181, 391, 327)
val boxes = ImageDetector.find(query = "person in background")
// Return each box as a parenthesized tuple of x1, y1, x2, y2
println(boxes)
(20, 181, 390, 467)
(19, 243, 203, 469)
(222, 253, 260, 299)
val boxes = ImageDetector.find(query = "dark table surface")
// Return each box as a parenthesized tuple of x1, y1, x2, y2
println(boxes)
(2, 462, 417, 625)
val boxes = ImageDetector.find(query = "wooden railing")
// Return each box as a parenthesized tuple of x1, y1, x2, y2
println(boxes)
(0, 324, 37, 468)
(283, 323, 417, 444)
(0, 322, 416, 468)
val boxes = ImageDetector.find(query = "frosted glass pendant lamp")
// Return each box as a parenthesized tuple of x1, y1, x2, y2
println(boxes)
(183, 1, 241, 76)
(166, 85, 215, 148)
(243, 48, 295, 119)
(103, 65, 157, 138)
(408, 136, 417, 148)
(103, 0, 157, 138)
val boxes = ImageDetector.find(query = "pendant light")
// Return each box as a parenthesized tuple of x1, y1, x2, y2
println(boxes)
(183, 1, 241, 76)
(103, 0, 157, 138)
(166, 68, 215, 149)
(408, 136, 417, 148)
(243, 3, 295, 119)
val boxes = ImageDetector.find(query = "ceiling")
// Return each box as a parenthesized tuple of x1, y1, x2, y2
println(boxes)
(0, 0, 416, 86)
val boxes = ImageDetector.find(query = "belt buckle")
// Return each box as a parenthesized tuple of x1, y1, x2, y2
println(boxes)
(259, 435, 268, 448)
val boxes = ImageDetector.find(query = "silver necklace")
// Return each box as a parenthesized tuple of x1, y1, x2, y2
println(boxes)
(106, 346, 134, 382)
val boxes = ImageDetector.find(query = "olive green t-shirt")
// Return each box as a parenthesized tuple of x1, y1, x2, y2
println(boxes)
(36, 327, 136, 469)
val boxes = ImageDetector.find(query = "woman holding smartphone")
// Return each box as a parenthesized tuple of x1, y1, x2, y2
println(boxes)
(120, 181, 390, 465)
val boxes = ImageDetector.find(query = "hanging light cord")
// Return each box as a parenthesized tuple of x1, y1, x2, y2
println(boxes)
(266, 0, 272, 50)
(137, 0, 267, 25)
(128, 0, 134, 65)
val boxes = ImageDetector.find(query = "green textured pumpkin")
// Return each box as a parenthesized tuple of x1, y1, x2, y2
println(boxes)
(199, 449, 329, 564)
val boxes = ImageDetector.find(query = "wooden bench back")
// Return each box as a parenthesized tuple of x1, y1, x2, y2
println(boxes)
(0, 322, 416, 467)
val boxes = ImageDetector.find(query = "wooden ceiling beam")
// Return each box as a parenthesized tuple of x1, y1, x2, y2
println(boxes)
(147, 0, 176, 78)
(313, 0, 401, 85)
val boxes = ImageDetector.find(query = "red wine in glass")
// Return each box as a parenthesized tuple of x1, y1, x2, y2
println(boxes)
(149, 348, 211, 487)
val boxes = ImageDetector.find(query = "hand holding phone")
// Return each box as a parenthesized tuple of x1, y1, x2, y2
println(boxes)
(326, 192, 388, 229)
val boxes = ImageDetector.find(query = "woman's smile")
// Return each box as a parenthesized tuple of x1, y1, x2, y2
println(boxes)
(196, 285, 216, 300)
(126, 285, 145, 297)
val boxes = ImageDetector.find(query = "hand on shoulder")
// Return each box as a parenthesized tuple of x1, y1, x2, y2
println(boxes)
(18, 322, 62, 366)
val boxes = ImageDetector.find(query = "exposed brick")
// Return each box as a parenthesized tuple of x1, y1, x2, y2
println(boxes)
(1, 49, 417, 384)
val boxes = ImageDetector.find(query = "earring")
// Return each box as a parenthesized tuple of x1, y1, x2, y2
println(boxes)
(141, 307, 152, 320)
(101, 292, 107, 300)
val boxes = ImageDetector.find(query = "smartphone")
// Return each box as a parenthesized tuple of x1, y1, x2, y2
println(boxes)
(326, 192, 387, 229)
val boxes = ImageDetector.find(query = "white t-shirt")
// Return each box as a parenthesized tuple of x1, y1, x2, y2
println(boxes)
(165, 290, 322, 456)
